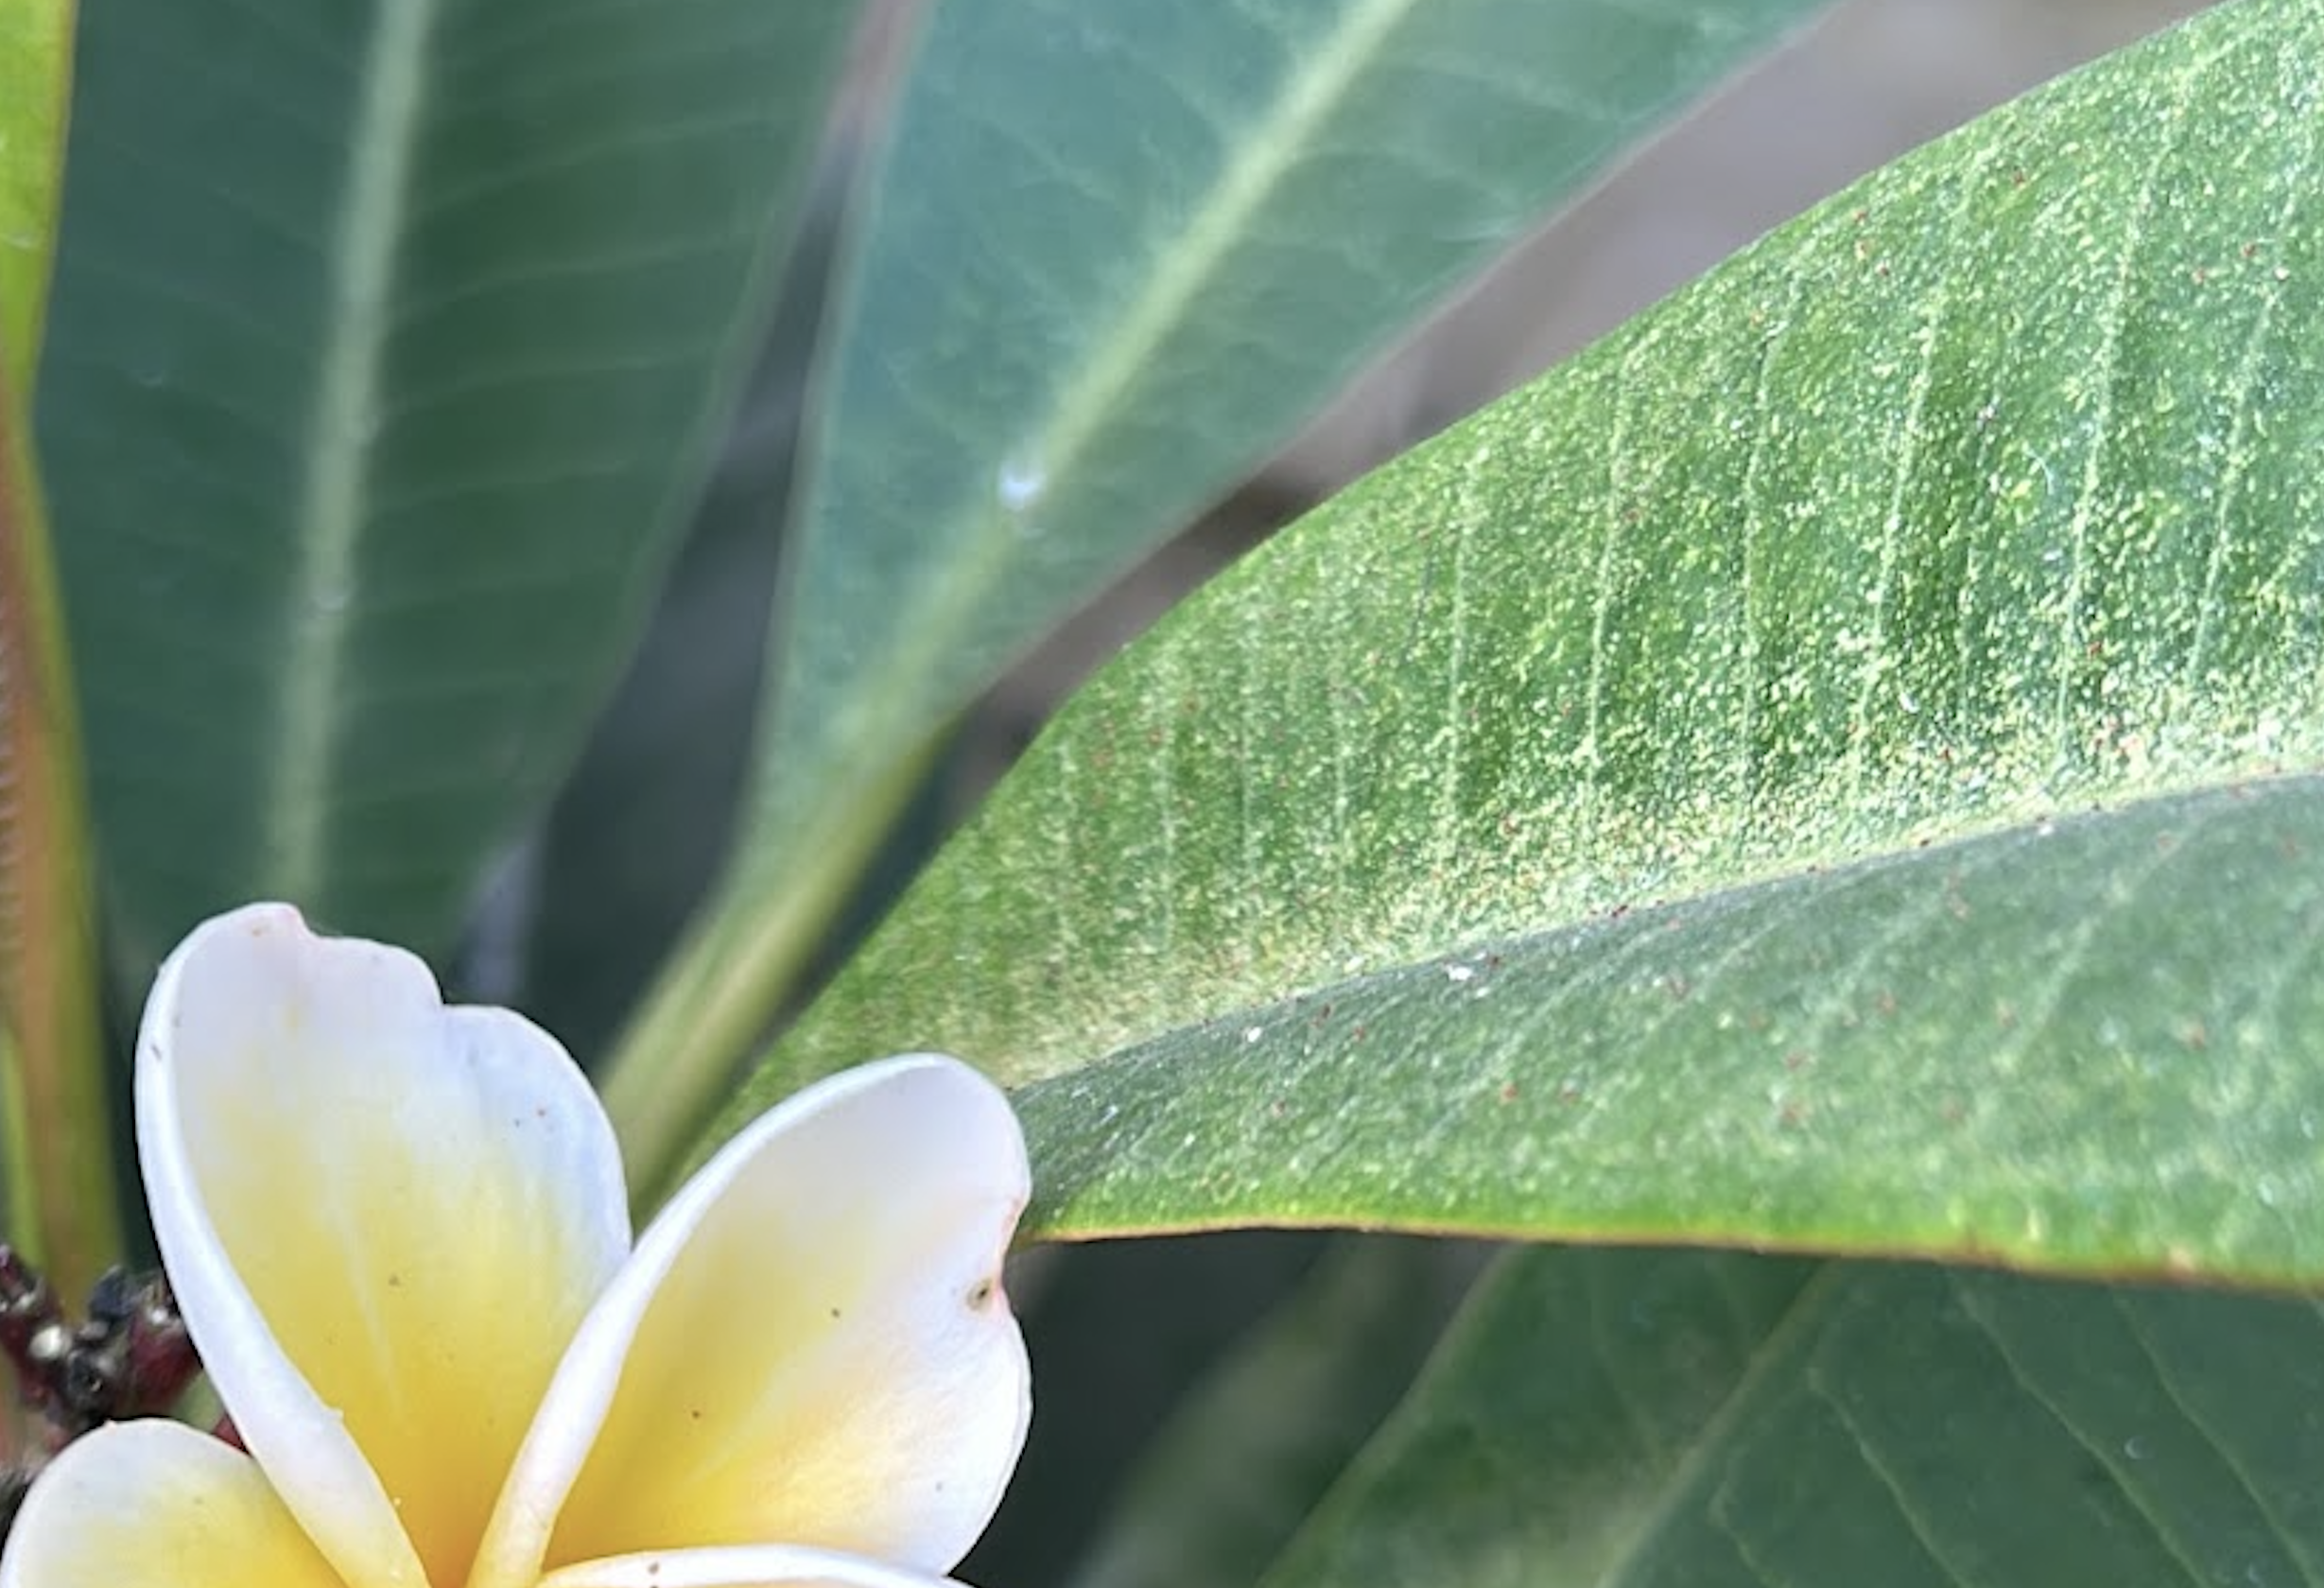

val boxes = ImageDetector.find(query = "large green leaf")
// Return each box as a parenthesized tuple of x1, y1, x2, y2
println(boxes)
(710, 0, 2324, 1281)
(0, 0, 71, 395)
(1259, 1248, 2324, 1588)
(38, 0, 862, 972)
(603, 0, 1837, 1182)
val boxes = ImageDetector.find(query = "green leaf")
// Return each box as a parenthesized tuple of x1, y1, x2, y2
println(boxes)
(602, 0, 1838, 1186)
(38, 0, 863, 971)
(718, 0, 2324, 1281)
(1063, 1237, 1483, 1588)
(1259, 1248, 2324, 1588)
(0, 0, 72, 395)
(1008, 780, 2324, 1281)
(0, 327, 118, 1295)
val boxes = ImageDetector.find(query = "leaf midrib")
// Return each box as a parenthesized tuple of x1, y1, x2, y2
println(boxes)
(773, 0, 1427, 815)
(262, 0, 439, 900)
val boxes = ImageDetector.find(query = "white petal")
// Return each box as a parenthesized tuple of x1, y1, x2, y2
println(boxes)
(0, 1421, 343, 1588)
(138, 904, 631, 1588)
(539, 1545, 965, 1588)
(478, 1056, 1030, 1588)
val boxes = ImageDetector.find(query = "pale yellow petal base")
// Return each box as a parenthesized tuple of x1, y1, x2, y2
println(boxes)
(481, 1057, 1030, 1588)
(0, 1423, 342, 1588)
(140, 904, 631, 1588)
(549, 1057, 1028, 1570)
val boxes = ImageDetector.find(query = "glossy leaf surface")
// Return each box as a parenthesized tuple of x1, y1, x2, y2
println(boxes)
(39, 0, 861, 969)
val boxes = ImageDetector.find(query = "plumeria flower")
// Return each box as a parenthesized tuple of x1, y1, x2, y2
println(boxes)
(0, 904, 1031, 1588)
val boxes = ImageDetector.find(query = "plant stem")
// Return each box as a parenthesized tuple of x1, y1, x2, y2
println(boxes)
(0, 371, 123, 1299)
(598, 747, 927, 1212)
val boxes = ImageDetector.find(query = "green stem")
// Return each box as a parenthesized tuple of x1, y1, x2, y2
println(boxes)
(598, 747, 928, 1212)
(0, 0, 78, 401)
(0, 361, 124, 1299)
